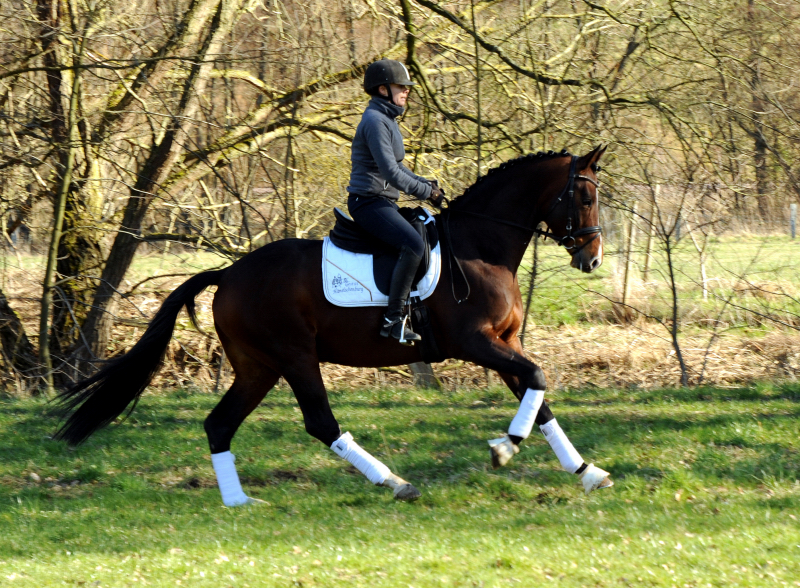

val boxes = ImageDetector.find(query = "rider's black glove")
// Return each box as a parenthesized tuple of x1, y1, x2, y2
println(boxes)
(428, 180, 445, 208)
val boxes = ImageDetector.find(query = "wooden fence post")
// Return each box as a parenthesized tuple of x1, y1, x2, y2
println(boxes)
(643, 185, 659, 281)
(622, 201, 638, 307)
(408, 362, 441, 389)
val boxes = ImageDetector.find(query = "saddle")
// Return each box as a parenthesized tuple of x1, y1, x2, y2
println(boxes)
(329, 206, 439, 296)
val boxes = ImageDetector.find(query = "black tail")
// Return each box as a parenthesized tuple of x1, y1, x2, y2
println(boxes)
(54, 269, 227, 445)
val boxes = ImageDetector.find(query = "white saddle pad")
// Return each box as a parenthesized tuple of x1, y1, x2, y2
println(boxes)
(322, 214, 442, 308)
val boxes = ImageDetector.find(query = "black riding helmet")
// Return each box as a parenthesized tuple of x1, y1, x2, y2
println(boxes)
(364, 59, 416, 94)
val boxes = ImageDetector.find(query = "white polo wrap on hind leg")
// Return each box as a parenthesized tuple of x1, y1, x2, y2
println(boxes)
(508, 389, 545, 439)
(540, 418, 583, 474)
(211, 451, 250, 506)
(331, 432, 391, 485)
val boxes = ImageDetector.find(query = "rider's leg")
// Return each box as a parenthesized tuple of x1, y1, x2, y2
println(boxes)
(348, 195, 425, 343)
(381, 245, 422, 343)
(347, 195, 425, 257)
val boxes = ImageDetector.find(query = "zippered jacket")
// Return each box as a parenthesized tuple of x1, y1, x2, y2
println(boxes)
(346, 97, 432, 201)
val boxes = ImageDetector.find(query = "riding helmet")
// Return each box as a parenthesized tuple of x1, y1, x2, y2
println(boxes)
(364, 59, 416, 93)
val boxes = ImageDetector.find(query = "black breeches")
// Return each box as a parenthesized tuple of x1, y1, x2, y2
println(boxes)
(348, 195, 425, 257)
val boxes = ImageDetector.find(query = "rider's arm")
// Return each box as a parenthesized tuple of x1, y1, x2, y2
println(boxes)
(363, 116, 432, 200)
(398, 161, 429, 184)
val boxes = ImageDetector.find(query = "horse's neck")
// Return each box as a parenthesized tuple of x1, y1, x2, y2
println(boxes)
(449, 184, 543, 275)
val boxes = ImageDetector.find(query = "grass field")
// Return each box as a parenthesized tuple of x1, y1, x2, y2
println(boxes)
(2, 384, 799, 587)
(521, 234, 800, 329)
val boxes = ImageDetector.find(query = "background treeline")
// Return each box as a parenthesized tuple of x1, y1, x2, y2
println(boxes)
(1, 0, 800, 393)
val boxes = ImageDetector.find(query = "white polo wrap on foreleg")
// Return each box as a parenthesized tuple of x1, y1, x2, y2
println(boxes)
(331, 432, 391, 485)
(540, 418, 583, 474)
(211, 451, 250, 506)
(508, 389, 545, 439)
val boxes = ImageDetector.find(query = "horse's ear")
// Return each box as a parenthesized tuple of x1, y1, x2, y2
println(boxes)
(577, 145, 607, 172)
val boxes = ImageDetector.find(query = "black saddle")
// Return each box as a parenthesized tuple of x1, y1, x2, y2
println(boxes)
(329, 206, 439, 296)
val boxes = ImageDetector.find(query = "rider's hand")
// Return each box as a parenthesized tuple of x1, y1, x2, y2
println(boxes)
(428, 181, 445, 208)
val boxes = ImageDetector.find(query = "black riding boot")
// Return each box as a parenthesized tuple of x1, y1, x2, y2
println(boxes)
(380, 245, 422, 345)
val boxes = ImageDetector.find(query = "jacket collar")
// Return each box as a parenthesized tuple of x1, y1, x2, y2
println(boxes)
(367, 96, 405, 120)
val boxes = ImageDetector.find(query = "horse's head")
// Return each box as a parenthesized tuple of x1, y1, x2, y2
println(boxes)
(542, 146, 606, 273)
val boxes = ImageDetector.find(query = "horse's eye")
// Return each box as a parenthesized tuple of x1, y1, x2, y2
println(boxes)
(582, 198, 593, 207)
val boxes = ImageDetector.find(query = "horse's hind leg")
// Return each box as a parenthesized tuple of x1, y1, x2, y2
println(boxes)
(282, 353, 421, 501)
(204, 361, 279, 506)
(533, 401, 613, 494)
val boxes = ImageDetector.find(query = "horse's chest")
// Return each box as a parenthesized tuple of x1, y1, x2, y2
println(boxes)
(479, 273, 521, 318)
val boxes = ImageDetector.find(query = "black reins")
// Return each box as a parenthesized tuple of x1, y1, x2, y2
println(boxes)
(441, 155, 603, 303)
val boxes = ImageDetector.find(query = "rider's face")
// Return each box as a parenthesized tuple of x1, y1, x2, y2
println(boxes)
(380, 84, 411, 107)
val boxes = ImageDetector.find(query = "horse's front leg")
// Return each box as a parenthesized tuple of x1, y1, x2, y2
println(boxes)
(461, 333, 612, 494)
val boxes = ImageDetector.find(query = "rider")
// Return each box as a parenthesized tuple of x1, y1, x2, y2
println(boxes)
(347, 59, 444, 344)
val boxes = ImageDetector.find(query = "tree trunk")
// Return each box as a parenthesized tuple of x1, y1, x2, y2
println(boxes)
(408, 362, 441, 389)
(79, 0, 241, 359)
(748, 0, 770, 220)
(0, 288, 39, 391)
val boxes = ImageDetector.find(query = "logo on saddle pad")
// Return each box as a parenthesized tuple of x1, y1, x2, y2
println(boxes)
(331, 273, 365, 295)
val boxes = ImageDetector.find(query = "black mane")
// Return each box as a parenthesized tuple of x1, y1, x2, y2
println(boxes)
(450, 149, 573, 206)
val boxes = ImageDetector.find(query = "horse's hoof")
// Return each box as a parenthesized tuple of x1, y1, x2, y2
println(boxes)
(381, 473, 421, 501)
(240, 496, 267, 506)
(580, 464, 613, 495)
(394, 483, 421, 501)
(488, 435, 519, 469)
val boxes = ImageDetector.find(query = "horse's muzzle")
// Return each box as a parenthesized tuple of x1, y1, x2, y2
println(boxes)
(570, 236, 603, 273)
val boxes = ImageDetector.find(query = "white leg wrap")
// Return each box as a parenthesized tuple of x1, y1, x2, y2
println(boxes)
(508, 389, 545, 439)
(330, 432, 391, 485)
(211, 451, 250, 506)
(540, 418, 583, 474)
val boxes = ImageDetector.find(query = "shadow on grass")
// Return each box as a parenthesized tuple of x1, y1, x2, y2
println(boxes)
(1, 385, 798, 501)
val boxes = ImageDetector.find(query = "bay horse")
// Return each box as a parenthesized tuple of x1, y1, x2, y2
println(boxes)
(55, 146, 612, 505)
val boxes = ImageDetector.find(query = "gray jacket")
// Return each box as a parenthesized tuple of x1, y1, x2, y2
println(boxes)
(347, 98, 432, 201)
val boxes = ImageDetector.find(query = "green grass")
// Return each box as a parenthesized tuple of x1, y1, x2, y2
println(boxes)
(520, 234, 800, 329)
(2, 384, 799, 587)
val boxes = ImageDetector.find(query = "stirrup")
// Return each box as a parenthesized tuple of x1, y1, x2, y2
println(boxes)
(380, 315, 421, 345)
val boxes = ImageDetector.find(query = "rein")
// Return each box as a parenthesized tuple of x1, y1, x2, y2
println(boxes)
(442, 155, 602, 303)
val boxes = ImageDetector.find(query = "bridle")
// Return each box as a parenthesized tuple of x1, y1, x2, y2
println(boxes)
(440, 155, 602, 303)
(536, 155, 602, 253)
